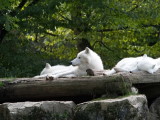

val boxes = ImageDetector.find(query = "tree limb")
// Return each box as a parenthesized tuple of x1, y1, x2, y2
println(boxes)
(58, 13, 71, 22)
(44, 31, 59, 37)
(28, 0, 40, 6)
(17, 0, 28, 10)
(128, 0, 145, 12)
(97, 27, 129, 32)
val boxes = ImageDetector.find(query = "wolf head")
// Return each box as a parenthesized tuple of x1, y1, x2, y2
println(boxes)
(71, 47, 104, 70)
(137, 54, 158, 74)
(155, 58, 160, 69)
(71, 47, 90, 66)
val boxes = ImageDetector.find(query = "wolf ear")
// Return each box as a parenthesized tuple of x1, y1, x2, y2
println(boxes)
(45, 63, 51, 69)
(85, 47, 90, 54)
(143, 54, 147, 58)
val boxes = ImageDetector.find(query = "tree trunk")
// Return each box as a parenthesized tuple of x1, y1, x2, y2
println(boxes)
(0, 27, 7, 44)
(71, 2, 92, 51)
(77, 38, 93, 51)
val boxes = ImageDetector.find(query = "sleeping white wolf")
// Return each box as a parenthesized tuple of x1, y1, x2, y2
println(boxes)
(104, 54, 160, 75)
(34, 47, 104, 79)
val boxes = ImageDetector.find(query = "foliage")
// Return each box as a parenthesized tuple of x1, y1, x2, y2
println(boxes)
(0, 81, 4, 87)
(0, 32, 68, 77)
(1, 0, 160, 77)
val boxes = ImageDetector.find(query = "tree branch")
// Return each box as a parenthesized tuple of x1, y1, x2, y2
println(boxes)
(142, 24, 160, 29)
(17, 0, 28, 10)
(92, 40, 114, 52)
(128, 0, 145, 12)
(58, 13, 71, 22)
(97, 27, 129, 32)
(28, 0, 40, 6)
(44, 31, 59, 37)
(129, 4, 139, 12)
(10, 0, 28, 16)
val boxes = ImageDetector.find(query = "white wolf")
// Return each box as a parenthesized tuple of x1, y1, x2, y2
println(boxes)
(104, 54, 159, 75)
(155, 57, 160, 69)
(35, 63, 74, 78)
(34, 47, 104, 79)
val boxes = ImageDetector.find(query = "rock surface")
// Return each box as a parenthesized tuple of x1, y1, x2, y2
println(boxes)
(74, 95, 149, 120)
(150, 97, 160, 120)
(0, 101, 75, 120)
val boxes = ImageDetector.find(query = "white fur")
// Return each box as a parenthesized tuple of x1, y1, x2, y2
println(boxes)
(34, 63, 74, 78)
(155, 58, 160, 69)
(104, 54, 159, 75)
(40, 63, 71, 75)
(34, 47, 104, 78)
(137, 55, 158, 74)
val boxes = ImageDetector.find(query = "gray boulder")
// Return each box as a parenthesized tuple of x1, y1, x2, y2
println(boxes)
(74, 95, 149, 120)
(150, 97, 160, 120)
(0, 101, 75, 120)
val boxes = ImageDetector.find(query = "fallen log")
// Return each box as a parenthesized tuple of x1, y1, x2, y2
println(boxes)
(0, 69, 160, 104)
(0, 75, 132, 103)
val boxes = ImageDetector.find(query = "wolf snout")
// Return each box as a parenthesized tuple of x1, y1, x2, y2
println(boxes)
(70, 61, 77, 66)
(70, 61, 73, 65)
(70, 59, 76, 66)
(70, 61, 75, 66)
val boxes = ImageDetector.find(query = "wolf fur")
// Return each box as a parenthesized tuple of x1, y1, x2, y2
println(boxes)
(104, 54, 159, 75)
(34, 47, 104, 79)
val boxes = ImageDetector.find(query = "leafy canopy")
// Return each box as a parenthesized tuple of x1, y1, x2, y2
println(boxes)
(1, 0, 160, 77)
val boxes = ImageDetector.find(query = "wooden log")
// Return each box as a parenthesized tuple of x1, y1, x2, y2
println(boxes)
(0, 69, 160, 103)
(0, 75, 132, 103)
(86, 69, 107, 76)
(86, 69, 160, 84)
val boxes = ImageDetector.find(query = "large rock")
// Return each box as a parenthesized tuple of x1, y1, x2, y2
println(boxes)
(150, 97, 160, 120)
(74, 95, 149, 120)
(0, 101, 75, 120)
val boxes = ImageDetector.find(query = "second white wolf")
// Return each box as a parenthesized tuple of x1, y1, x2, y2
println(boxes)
(104, 54, 160, 75)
